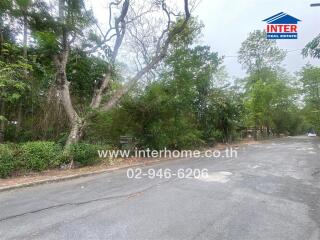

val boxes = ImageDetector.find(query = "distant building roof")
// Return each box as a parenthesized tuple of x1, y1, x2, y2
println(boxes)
(263, 12, 301, 24)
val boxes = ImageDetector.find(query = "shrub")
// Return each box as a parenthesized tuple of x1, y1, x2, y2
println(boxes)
(0, 141, 104, 178)
(20, 141, 62, 171)
(209, 130, 224, 143)
(0, 144, 20, 178)
(69, 143, 100, 166)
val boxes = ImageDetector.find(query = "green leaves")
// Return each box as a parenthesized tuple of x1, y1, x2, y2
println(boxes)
(0, 115, 7, 122)
(243, 67, 301, 134)
(299, 65, 320, 132)
(237, 30, 305, 135)
(66, 50, 107, 105)
(14, 0, 32, 10)
(0, 42, 32, 104)
(0, 0, 12, 11)
(238, 30, 286, 73)
(34, 31, 59, 54)
(85, 44, 243, 147)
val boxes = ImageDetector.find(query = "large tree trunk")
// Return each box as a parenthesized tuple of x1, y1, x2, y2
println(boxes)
(15, 14, 28, 138)
(0, 17, 4, 142)
(90, 72, 112, 109)
(23, 14, 27, 57)
(54, 0, 191, 153)
(61, 81, 83, 147)
(0, 101, 5, 143)
(55, 0, 84, 150)
(54, 52, 83, 148)
(15, 102, 23, 139)
(0, 21, 3, 56)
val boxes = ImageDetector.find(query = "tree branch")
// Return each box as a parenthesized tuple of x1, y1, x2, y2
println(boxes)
(90, 0, 130, 109)
(101, 0, 191, 111)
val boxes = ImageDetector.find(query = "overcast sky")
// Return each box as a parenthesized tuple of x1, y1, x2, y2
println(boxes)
(194, 0, 320, 78)
(90, 0, 320, 79)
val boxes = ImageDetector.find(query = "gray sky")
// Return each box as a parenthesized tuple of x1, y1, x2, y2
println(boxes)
(194, 0, 320, 78)
(90, 0, 320, 79)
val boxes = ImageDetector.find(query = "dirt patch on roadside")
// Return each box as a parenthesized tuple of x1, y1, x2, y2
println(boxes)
(0, 158, 147, 189)
(0, 139, 259, 190)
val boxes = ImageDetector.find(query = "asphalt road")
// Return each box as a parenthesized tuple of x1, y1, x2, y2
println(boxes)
(0, 136, 320, 240)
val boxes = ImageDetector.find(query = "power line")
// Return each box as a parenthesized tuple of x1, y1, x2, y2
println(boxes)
(224, 55, 237, 58)
(223, 48, 303, 58)
(285, 48, 303, 53)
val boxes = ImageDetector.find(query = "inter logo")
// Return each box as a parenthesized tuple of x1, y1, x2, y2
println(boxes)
(263, 12, 301, 39)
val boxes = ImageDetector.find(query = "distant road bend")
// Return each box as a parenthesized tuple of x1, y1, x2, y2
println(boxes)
(0, 136, 319, 240)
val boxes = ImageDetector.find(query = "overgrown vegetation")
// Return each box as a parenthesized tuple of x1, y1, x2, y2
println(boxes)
(0, 1, 319, 178)
(0, 142, 106, 178)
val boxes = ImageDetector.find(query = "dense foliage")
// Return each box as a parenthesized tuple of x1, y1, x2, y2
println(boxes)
(299, 65, 320, 133)
(0, 1, 318, 177)
(0, 142, 106, 177)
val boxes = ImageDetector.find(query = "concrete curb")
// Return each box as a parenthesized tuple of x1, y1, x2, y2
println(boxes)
(0, 141, 255, 192)
(0, 157, 180, 193)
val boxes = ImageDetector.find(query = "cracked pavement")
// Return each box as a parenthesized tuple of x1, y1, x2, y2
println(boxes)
(0, 136, 319, 239)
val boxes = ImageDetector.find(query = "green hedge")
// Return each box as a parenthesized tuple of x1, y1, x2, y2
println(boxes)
(20, 141, 62, 171)
(69, 143, 100, 166)
(0, 144, 20, 178)
(0, 142, 104, 178)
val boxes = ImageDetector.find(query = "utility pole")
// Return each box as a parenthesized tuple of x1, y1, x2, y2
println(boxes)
(310, 3, 320, 127)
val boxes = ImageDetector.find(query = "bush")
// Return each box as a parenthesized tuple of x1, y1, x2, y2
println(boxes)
(69, 143, 100, 166)
(20, 141, 62, 171)
(0, 141, 104, 178)
(208, 130, 225, 143)
(0, 144, 20, 178)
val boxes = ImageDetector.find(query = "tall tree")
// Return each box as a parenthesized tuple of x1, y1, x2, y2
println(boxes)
(25, 0, 192, 150)
(299, 65, 320, 132)
(12, 0, 33, 136)
(237, 30, 302, 137)
(238, 30, 286, 74)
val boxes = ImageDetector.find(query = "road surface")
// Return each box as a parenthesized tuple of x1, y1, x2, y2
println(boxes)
(0, 136, 319, 239)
